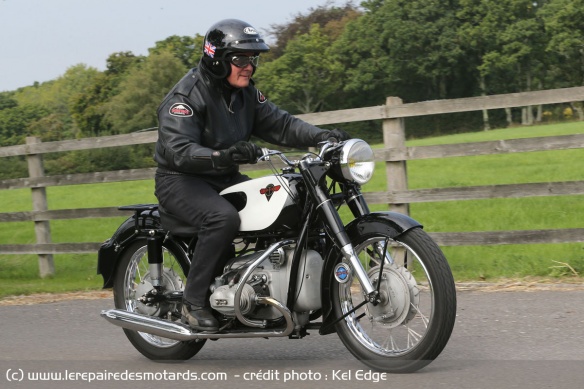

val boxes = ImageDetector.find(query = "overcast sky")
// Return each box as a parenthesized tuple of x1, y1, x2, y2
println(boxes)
(0, 0, 346, 92)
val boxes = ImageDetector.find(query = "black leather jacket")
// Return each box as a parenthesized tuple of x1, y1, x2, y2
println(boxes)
(154, 62, 326, 178)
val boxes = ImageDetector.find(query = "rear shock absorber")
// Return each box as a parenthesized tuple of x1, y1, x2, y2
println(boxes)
(147, 230, 163, 288)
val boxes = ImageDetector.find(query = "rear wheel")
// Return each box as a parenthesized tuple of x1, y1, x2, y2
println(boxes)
(332, 227, 456, 373)
(113, 239, 206, 360)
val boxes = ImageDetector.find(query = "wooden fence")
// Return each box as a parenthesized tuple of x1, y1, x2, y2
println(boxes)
(1, 86, 583, 277)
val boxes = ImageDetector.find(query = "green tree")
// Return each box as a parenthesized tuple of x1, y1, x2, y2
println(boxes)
(149, 35, 203, 68)
(458, 0, 522, 128)
(71, 52, 143, 137)
(0, 104, 50, 145)
(0, 92, 17, 111)
(255, 2, 360, 114)
(256, 24, 340, 114)
(477, 1, 549, 124)
(106, 51, 143, 76)
(13, 64, 100, 139)
(541, 0, 584, 85)
(266, 1, 361, 59)
(103, 50, 187, 133)
(333, 0, 469, 105)
(540, 0, 584, 118)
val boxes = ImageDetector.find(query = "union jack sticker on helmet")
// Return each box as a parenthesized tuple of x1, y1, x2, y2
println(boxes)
(204, 41, 216, 58)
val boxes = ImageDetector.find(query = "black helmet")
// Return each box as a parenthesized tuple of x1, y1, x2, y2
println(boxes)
(201, 19, 270, 78)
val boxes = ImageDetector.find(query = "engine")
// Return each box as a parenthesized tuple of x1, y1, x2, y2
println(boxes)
(209, 246, 323, 320)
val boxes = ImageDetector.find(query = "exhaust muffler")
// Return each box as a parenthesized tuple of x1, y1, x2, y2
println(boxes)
(101, 296, 294, 341)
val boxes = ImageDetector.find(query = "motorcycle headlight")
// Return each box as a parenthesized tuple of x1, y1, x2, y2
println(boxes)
(339, 139, 375, 185)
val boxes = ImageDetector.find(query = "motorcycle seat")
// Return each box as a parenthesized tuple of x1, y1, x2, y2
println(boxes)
(157, 204, 199, 237)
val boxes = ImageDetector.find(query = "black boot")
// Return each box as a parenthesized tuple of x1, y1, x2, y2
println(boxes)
(181, 301, 219, 332)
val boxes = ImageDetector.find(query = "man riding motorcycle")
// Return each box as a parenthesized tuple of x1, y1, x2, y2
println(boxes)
(153, 18, 349, 332)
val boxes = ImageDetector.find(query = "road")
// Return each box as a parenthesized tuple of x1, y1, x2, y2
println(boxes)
(1, 286, 584, 388)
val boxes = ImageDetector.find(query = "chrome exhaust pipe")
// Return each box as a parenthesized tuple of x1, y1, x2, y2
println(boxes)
(101, 296, 295, 341)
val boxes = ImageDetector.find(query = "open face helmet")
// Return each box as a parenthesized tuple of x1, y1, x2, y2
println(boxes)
(202, 19, 270, 78)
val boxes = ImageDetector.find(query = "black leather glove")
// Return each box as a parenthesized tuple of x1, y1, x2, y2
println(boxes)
(211, 141, 261, 169)
(314, 128, 351, 144)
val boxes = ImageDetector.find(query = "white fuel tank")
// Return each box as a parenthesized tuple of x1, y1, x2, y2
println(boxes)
(220, 176, 293, 232)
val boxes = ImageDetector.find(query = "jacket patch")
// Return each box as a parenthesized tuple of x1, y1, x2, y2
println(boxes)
(257, 90, 267, 104)
(169, 103, 193, 117)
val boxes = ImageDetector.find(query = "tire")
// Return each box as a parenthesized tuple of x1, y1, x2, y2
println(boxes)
(112, 239, 206, 360)
(332, 226, 456, 373)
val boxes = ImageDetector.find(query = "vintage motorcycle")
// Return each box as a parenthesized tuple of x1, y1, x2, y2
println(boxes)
(98, 138, 456, 373)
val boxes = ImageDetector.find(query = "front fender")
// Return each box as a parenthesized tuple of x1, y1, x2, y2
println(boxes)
(345, 211, 422, 239)
(319, 211, 422, 335)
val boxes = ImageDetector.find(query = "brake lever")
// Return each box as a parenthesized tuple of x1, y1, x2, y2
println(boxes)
(318, 138, 341, 159)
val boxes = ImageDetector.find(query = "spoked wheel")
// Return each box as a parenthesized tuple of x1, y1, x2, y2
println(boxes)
(333, 227, 456, 373)
(113, 239, 206, 360)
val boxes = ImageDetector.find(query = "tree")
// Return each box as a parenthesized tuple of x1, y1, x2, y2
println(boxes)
(333, 0, 469, 105)
(476, 0, 549, 124)
(149, 35, 204, 68)
(105, 51, 143, 77)
(0, 104, 50, 145)
(540, 0, 584, 119)
(11, 64, 99, 140)
(266, 1, 360, 59)
(103, 50, 187, 133)
(256, 24, 341, 114)
(458, 0, 504, 129)
(255, 2, 360, 114)
(71, 52, 143, 137)
(0, 92, 17, 111)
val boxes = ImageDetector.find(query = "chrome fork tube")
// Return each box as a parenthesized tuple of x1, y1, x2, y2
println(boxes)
(340, 244, 376, 296)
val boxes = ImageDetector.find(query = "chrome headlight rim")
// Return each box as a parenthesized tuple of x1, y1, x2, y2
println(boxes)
(339, 139, 375, 185)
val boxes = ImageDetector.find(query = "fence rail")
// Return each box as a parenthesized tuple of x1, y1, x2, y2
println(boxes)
(1, 86, 583, 276)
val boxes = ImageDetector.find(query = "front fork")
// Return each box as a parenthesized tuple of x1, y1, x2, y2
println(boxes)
(345, 184, 395, 266)
(301, 161, 380, 304)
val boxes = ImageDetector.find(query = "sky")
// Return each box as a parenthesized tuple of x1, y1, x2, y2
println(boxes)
(0, 0, 346, 92)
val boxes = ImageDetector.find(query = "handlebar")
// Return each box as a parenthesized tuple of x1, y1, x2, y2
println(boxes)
(257, 138, 343, 166)
(257, 148, 297, 166)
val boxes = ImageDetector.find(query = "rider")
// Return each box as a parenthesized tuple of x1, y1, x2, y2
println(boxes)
(154, 19, 349, 332)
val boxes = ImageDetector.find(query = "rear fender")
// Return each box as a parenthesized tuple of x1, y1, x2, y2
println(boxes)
(97, 206, 161, 288)
(319, 211, 422, 335)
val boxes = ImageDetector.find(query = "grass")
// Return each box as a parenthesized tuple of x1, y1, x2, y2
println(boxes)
(1, 121, 583, 298)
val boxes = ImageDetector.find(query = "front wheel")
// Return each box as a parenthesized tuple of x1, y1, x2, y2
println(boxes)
(332, 227, 456, 373)
(112, 239, 206, 360)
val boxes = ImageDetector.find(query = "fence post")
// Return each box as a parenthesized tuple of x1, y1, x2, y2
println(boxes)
(383, 97, 410, 216)
(26, 136, 54, 277)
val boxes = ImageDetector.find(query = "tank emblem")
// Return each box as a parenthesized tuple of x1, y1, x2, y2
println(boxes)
(334, 263, 351, 284)
(259, 184, 281, 202)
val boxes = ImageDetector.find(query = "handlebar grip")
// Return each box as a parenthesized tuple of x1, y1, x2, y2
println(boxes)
(230, 152, 250, 163)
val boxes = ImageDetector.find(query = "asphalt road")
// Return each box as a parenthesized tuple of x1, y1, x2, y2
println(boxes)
(1, 287, 584, 389)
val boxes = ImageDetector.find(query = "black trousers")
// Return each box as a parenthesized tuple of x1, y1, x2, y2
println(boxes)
(154, 172, 249, 307)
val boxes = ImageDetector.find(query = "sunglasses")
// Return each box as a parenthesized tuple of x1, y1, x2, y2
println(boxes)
(229, 55, 260, 68)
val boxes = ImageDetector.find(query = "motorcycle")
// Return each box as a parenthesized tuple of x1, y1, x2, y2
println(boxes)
(98, 138, 456, 373)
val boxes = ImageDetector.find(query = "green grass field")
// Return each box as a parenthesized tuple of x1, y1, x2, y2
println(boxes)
(0, 121, 583, 297)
